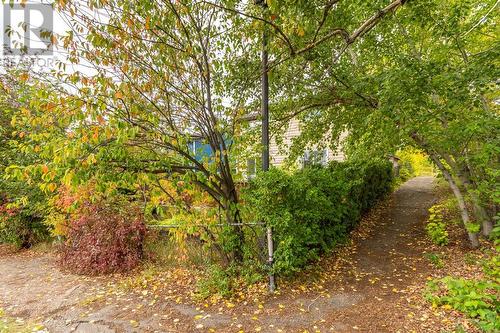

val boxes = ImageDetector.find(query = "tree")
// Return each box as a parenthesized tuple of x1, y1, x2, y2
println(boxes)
(21, 0, 293, 261)
(11, 0, 407, 258)
(267, 0, 499, 246)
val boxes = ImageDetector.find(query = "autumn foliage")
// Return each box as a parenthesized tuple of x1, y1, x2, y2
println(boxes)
(59, 199, 146, 275)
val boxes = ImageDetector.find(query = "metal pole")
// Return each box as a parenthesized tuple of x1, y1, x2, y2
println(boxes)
(261, 11, 276, 293)
(262, 33, 270, 172)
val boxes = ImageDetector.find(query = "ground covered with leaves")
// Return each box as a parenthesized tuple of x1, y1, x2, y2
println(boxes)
(0, 177, 495, 332)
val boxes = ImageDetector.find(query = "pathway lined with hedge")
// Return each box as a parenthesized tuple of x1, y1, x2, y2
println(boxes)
(256, 176, 439, 332)
(0, 177, 442, 332)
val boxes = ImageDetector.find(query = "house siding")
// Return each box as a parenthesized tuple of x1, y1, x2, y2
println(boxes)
(269, 118, 345, 167)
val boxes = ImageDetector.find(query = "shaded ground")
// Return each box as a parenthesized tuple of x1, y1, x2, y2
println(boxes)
(0, 177, 472, 332)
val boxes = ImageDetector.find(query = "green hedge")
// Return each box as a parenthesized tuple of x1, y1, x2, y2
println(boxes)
(245, 159, 393, 275)
(0, 195, 50, 249)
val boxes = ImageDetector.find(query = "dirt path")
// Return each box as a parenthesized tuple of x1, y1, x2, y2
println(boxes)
(0, 177, 439, 333)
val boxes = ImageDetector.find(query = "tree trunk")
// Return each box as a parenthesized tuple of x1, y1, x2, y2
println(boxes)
(468, 190, 493, 237)
(443, 154, 493, 237)
(223, 193, 245, 263)
(410, 133, 479, 248)
(459, 162, 493, 237)
(428, 153, 479, 248)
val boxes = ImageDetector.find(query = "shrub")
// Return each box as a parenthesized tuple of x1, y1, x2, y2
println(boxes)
(426, 204, 449, 246)
(0, 198, 50, 248)
(426, 277, 500, 332)
(245, 159, 392, 275)
(59, 199, 146, 275)
(482, 253, 500, 281)
(195, 262, 263, 300)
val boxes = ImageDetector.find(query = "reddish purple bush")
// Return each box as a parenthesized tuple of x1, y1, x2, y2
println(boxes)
(59, 200, 146, 275)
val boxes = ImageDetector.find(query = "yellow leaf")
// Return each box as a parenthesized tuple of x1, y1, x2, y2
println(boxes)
(115, 91, 123, 99)
(47, 183, 57, 193)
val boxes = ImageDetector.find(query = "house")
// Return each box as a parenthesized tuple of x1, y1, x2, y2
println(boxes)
(190, 117, 346, 178)
(245, 118, 346, 178)
(269, 118, 346, 167)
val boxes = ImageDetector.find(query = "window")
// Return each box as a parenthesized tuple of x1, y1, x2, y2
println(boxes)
(246, 158, 257, 179)
(303, 149, 328, 167)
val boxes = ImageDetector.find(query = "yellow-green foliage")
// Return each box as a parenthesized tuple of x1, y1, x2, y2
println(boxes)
(398, 148, 434, 180)
(426, 204, 449, 246)
(0, 308, 46, 333)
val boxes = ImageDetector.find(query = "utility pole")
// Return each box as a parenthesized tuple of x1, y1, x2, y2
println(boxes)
(255, 0, 276, 293)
